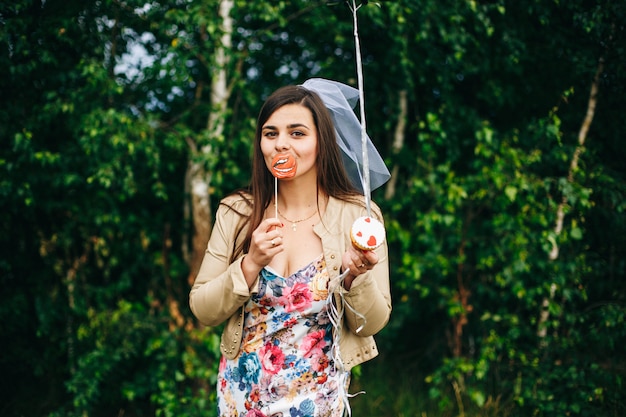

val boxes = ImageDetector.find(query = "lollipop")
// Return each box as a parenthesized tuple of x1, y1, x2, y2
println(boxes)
(271, 153, 297, 179)
(271, 153, 297, 221)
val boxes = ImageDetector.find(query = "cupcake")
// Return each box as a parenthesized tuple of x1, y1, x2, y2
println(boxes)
(350, 216, 385, 250)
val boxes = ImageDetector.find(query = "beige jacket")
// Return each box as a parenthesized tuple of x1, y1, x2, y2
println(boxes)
(189, 193, 392, 371)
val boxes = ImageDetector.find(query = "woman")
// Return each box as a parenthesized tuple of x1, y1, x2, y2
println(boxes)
(189, 80, 391, 417)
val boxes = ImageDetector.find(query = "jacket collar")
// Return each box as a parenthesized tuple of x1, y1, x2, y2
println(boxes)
(314, 195, 341, 237)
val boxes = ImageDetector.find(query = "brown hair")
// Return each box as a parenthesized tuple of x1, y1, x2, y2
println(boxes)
(226, 85, 360, 261)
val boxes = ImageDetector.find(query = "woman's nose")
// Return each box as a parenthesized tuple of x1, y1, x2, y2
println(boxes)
(275, 132, 290, 150)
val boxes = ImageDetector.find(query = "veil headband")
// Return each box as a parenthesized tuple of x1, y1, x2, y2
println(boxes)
(301, 78, 391, 193)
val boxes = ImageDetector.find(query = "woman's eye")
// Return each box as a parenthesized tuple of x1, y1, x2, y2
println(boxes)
(264, 131, 277, 138)
(292, 131, 304, 137)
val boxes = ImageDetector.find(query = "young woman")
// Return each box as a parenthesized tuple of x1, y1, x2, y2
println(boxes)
(189, 80, 391, 417)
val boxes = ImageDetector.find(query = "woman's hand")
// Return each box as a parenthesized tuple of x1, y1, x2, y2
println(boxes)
(341, 246, 379, 290)
(241, 218, 284, 286)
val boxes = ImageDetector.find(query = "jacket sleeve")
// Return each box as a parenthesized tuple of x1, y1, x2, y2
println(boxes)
(341, 237, 391, 336)
(330, 201, 391, 337)
(189, 202, 257, 327)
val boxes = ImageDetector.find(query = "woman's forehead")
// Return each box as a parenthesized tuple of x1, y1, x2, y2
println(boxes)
(264, 104, 315, 127)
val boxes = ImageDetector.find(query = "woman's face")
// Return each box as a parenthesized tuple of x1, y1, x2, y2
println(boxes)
(260, 103, 318, 181)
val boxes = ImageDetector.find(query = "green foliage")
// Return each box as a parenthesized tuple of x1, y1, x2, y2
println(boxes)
(1, 0, 625, 416)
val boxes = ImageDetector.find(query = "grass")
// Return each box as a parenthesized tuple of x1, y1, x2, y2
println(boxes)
(348, 353, 514, 417)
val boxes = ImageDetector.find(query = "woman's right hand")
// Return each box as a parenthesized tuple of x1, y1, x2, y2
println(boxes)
(241, 218, 284, 286)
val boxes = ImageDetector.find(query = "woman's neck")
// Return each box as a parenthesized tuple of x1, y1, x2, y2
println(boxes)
(275, 180, 327, 215)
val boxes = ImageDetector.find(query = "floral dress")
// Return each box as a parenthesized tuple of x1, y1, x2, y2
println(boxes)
(217, 253, 347, 417)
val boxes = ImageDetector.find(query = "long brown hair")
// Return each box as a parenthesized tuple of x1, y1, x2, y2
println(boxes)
(227, 85, 360, 261)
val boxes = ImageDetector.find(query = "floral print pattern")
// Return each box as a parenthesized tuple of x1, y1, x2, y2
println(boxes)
(217, 254, 346, 417)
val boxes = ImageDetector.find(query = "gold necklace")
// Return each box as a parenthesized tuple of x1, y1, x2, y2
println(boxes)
(276, 207, 318, 231)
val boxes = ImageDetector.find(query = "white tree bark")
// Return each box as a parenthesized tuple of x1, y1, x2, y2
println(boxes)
(537, 56, 604, 339)
(384, 89, 408, 200)
(186, 0, 234, 285)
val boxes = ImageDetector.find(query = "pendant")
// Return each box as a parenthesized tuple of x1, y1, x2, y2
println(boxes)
(291, 222, 297, 232)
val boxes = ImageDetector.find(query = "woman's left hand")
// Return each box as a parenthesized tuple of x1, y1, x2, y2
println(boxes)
(341, 246, 378, 290)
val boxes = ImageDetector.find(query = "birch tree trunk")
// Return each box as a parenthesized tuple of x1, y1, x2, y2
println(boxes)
(185, 0, 234, 286)
(537, 56, 605, 339)
(384, 89, 408, 200)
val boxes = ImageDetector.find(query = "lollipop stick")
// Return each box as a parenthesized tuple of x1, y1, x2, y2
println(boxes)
(274, 176, 278, 219)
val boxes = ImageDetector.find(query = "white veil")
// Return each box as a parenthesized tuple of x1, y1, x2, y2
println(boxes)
(301, 78, 391, 194)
